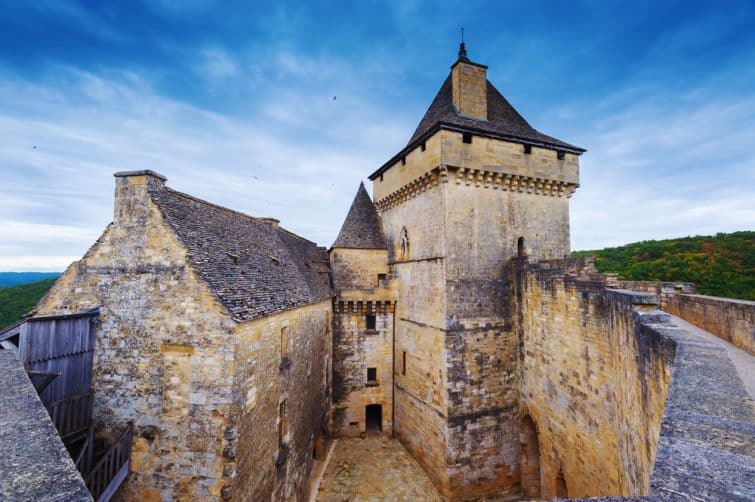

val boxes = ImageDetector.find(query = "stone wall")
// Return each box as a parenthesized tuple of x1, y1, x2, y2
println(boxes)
(331, 301, 394, 436)
(233, 301, 331, 501)
(380, 184, 450, 495)
(616, 280, 754, 356)
(35, 173, 238, 500)
(35, 172, 332, 501)
(664, 294, 755, 355)
(372, 129, 581, 500)
(329, 248, 395, 437)
(514, 259, 676, 498)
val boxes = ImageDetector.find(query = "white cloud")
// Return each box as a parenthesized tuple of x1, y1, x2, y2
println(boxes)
(0, 62, 406, 270)
(570, 89, 755, 250)
(0, 35, 752, 272)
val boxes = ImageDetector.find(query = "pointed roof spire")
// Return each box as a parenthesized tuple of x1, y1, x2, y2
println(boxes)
(332, 182, 387, 249)
(458, 27, 468, 61)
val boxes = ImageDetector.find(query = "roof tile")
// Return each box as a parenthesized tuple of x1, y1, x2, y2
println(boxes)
(149, 187, 331, 322)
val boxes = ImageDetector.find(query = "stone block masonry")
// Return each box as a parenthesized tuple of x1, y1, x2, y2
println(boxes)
(664, 294, 755, 356)
(36, 173, 239, 500)
(329, 242, 396, 438)
(617, 281, 755, 356)
(233, 301, 332, 501)
(512, 258, 676, 498)
(34, 171, 333, 501)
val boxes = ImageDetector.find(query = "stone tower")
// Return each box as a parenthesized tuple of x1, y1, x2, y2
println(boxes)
(366, 44, 585, 499)
(329, 183, 397, 437)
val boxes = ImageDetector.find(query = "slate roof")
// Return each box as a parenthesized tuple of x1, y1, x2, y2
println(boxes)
(149, 187, 331, 322)
(0, 350, 92, 501)
(332, 183, 387, 250)
(369, 66, 585, 180)
(407, 75, 583, 152)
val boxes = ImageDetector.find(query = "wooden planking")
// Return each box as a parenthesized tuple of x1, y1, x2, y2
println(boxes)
(23, 315, 96, 404)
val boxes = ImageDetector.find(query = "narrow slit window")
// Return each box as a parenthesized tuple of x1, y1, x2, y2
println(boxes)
(402, 351, 406, 375)
(420, 141, 426, 152)
(366, 314, 376, 331)
(280, 326, 289, 359)
(278, 399, 288, 447)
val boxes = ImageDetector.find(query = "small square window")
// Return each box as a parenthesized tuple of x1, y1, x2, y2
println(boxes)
(557, 150, 565, 160)
(401, 156, 406, 165)
(523, 144, 532, 155)
(420, 142, 426, 152)
(367, 367, 377, 385)
(377, 274, 387, 287)
(462, 133, 472, 144)
(366, 314, 376, 331)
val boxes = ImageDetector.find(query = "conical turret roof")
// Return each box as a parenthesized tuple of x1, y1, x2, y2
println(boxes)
(332, 183, 387, 249)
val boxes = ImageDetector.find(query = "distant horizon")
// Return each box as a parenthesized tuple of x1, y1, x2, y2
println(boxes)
(1, 1, 753, 270)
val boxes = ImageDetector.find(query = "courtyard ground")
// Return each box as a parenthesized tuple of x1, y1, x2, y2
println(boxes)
(313, 435, 442, 501)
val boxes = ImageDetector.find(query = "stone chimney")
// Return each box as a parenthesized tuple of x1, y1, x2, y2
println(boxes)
(451, 42, 488, 120)
(113, 170, 167, 226)
(260, 217, 280, 228)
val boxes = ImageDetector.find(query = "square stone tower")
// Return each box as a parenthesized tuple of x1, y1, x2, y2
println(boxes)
(367, 43, 585, 499)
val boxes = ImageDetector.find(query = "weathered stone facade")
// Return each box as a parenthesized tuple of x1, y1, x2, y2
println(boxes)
(329, 185, 397, 437)
(512, 258, 675, 498)
(35, 171, 332, 501)
(365, 50, 581, 497)
(233, 301, 331, 501)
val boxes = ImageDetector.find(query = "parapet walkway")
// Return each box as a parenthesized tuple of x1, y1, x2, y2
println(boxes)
(645, 313, 755, 500)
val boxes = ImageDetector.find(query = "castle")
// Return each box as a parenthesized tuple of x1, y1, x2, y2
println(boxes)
(26, 43, 754, 501)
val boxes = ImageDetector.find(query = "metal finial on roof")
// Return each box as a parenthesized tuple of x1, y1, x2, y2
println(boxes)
(458, 27, 468, 61)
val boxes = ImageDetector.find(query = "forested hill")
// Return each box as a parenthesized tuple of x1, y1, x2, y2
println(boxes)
(0, 278, 57, 329)
(572, 231, 755, 301)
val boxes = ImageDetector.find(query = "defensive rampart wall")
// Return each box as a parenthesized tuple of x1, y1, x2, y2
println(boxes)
(616, 280, 755, 356)
(512, 259, 676, 498)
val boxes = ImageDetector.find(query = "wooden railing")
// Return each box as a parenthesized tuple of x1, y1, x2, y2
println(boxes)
(45, 391, 94, 441)
(85, 422, 134, 502)
(74, 426, 95, 477)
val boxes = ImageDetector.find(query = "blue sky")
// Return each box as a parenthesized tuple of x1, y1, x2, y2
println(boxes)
(0, 0, 753, 271)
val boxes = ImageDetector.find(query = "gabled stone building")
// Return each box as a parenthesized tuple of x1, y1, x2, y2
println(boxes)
(35, 171, 332, 500)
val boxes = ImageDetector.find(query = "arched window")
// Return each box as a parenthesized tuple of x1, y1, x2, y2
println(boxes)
(521, 415, 541, 498)
(400, 227, 410, 259)
(517, 236, 526, 257)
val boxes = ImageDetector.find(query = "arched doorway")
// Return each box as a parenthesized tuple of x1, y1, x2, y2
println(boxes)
(366, 404, 382, 433)
(521, 415, 541, 497)
(517, 236, 526, 257)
